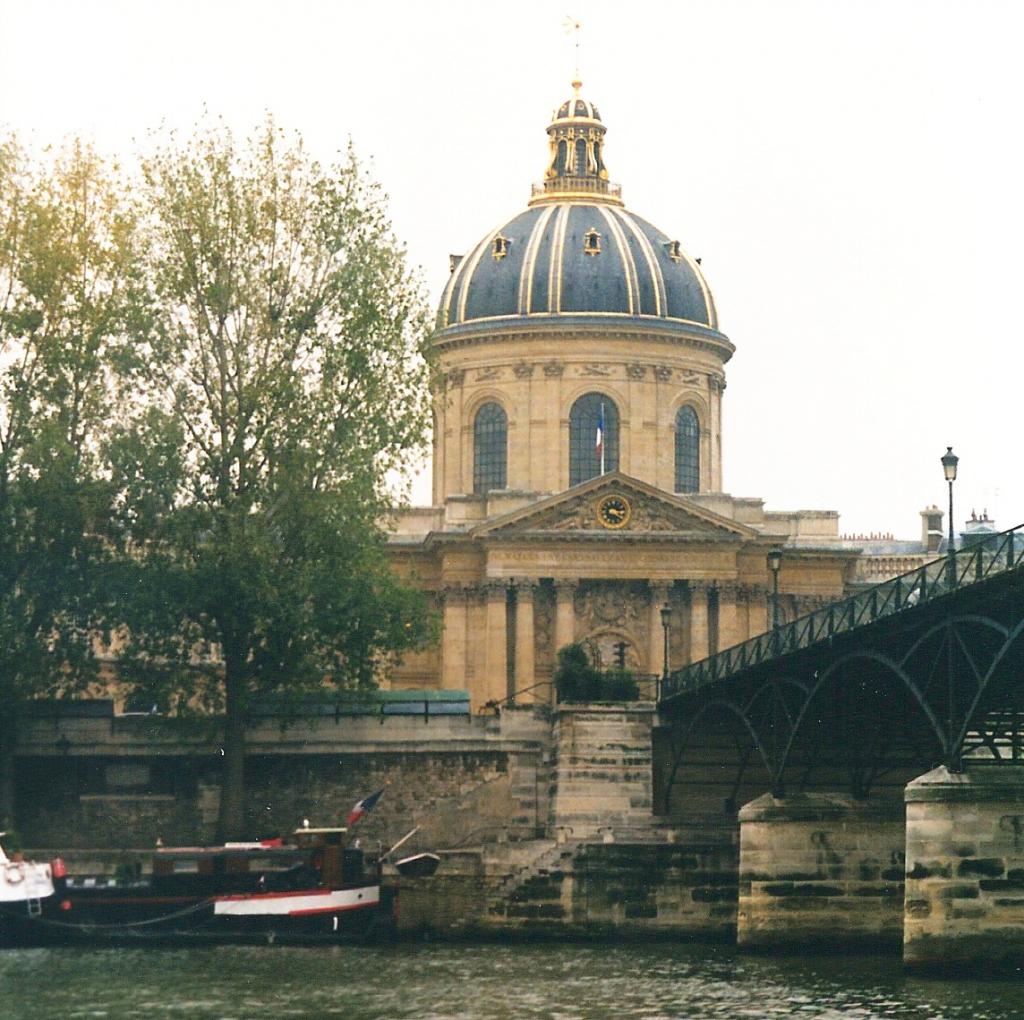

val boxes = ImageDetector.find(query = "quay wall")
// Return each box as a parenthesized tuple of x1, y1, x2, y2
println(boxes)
(21, 701, 1024, 967)
(391, 834, 739, 940)
(15, 708, 550, 852)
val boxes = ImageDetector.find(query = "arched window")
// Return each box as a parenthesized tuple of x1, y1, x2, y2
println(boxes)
(569, 393, 619, 486)
(574, 137, 587, 175)
(674, 405, 700, 493)
(473, 402, 507, 494)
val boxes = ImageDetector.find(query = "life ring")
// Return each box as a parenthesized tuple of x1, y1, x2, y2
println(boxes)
(5, 862, 25, 884)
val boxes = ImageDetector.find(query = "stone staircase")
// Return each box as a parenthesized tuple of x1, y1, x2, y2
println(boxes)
(492, 838, 581, 900)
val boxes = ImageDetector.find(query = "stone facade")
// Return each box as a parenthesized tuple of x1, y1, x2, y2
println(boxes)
(384, 81, 878, 712)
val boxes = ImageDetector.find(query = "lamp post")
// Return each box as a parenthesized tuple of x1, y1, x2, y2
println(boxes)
(940, 445, 960, 769)
(660, 603, 672, 699)
(941, 446, 959, 554)
(767, 548, 783, 631)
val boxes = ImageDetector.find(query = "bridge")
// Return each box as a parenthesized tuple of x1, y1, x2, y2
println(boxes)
(658, 522, 1024, 805)
(655, 523, 1024, 968)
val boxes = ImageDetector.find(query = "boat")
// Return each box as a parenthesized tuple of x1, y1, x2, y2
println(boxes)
(0, 836, 60, 945)
(1, 825, 389, 946)
(394, 852, 441, 878)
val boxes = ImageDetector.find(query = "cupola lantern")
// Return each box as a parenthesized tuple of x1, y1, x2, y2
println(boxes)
(532, 80, 622, 206)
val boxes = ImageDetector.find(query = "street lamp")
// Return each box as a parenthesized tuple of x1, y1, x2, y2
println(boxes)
(767, 548, 783, 631)
(941, 446, 959, 553)
(660, 603, 672, 696)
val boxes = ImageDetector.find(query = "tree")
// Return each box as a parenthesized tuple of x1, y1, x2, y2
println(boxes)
(0, 136, 136, 826)
(111, 120, 435, 839)
(553, 643, 601, 702)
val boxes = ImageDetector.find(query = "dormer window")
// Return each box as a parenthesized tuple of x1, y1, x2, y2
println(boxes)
(666, 240, 683, 262)
(583, 228, 601, 255)
(491, 235, 510, 260)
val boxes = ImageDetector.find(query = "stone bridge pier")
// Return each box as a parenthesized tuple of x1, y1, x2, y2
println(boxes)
(736, 793, 906, 952)
(903, 765, 1024, 974)
(732, 764, 1024, 971)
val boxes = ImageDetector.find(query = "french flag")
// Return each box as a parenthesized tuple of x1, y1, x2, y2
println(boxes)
(346, 787, 385, 826)
(595, 402, 606, 473)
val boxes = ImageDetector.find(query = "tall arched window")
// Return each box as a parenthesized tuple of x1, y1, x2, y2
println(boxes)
(569, 393, 619, 486)
(473, 402, 507, 494)
(674, 405, 700, 493)
(574, 137, 587, 175)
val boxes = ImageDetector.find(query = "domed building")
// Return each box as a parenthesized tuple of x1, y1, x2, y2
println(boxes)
(389, 83, 860, 709)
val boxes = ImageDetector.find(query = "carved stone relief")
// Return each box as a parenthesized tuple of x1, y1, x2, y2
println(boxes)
(626, 363, 646, 380)
(513, 362, 534, 379)
(476, 366, 502, 382)
(446, 368, 465, 388)
(653, 365, 673, 381)
(580, 363, 612, 377)
(534, 587, 554, 657)
(529, 490, 714, 534)
(542, 361, 565, 378)
(573, 580, 645, 631)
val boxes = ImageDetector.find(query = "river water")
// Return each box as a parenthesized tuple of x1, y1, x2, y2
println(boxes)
(1, 942, 1023, 1019)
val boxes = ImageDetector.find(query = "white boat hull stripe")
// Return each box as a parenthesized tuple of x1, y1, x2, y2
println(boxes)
(213, 886, 379, 917)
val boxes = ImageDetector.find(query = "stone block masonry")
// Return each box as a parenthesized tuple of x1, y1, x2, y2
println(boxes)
(904, 764, 1024, 974)
(392, 837, 739, 940)
(15, 709, 551, 851)
(548, 704, 656, 839)
(737, 792, 906, 952)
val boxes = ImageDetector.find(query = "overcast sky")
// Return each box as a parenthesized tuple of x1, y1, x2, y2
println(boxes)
(2, 0, 1021, 539)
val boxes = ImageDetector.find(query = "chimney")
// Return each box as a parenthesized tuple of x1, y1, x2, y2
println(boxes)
(920, 505, 944, 554)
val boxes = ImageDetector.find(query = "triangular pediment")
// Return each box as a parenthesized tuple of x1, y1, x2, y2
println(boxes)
(470, 473, 756, 541)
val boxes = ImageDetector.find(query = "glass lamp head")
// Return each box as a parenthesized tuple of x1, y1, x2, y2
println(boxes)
(941, 446, 959, 483)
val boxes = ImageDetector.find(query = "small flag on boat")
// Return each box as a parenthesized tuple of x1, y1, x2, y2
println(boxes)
(347, 787, 385, 826)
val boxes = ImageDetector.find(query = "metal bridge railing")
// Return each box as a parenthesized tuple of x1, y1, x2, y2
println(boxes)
(661, 523, 1024, 702)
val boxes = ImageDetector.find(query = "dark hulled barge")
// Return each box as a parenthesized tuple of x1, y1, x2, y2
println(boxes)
(1, 826, 388, 945)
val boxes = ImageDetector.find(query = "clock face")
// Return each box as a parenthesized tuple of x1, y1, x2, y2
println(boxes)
(596, 494, 632, 529)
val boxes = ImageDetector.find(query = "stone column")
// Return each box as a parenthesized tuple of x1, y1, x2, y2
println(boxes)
(553, 578, 577, 656)
(737, 793, 906, 953)
(717, 583, 744, 653)
(747, 585, 769, 639)
(441, 585, 468, 690)
(443, 368, 465, 498)
(688, 582, 709, 663)
(483, 581, 509, 710)
(552, 578, 578, 705)
(904, 765, 1024, 974)
(648, 582, 671, 677)
(513, 578, 537, 703)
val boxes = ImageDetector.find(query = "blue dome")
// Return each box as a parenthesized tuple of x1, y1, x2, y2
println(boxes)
(437, 203, 719, 335)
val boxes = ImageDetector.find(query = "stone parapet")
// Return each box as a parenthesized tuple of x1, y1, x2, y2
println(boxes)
(737, 792, 905, 952)
(904, 764, 1024, 974)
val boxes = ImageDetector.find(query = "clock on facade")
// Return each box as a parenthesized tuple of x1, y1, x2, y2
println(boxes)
(596, 494, 632, 529)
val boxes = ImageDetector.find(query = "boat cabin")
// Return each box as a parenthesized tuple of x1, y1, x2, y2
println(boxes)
(147, 827, 368, 894)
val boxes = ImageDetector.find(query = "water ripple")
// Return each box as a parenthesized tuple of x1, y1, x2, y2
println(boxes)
(1, 943, 1023, 1019)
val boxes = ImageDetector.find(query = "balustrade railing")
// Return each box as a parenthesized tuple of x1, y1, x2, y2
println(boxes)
(661, 523, 1024, 702)
(531, 178, 623, 199)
